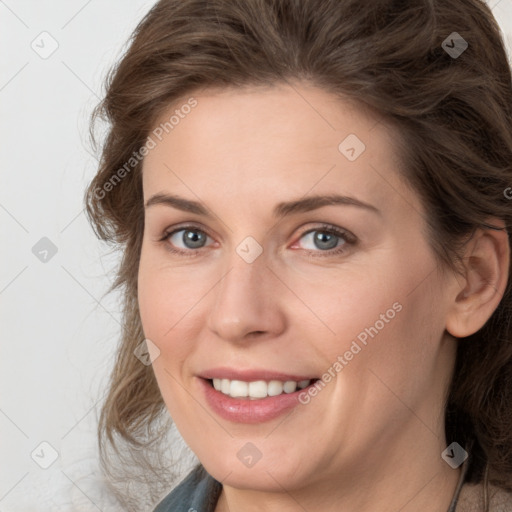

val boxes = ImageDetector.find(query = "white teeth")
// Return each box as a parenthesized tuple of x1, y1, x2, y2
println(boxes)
(230, 380, 248, 397)
(221, 378, 230, 394)
(248, 380, 267, 398)
(211, 378, 312, 399)
(283, 381, 297, 393)
(267, 380, 283, 396)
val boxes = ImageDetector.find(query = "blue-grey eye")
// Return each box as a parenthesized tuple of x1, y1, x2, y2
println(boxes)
(169, 229, 211, 249)
(299, 230, 344, 251)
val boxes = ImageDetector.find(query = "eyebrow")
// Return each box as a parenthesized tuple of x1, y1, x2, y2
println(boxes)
(144, 193, 381, 218)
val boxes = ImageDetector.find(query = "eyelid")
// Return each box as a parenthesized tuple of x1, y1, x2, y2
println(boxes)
(159, 222, 356, 256)
(158, 223, 216, 253)
(159, 222, 214, 241)
(290, 223, 356, 247)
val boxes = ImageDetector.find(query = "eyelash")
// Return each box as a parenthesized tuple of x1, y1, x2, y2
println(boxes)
(158, 223, 356, 258)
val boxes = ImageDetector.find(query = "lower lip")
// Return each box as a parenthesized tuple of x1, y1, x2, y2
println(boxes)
(199, 378, 313, 424)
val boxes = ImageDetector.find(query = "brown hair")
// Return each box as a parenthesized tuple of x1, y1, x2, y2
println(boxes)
(85, 0, 512, 509)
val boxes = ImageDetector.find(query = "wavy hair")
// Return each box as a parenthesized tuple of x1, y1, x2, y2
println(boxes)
(85, 0, 512, 509)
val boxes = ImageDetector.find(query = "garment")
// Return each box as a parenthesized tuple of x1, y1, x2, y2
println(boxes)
(456, 481, 512, 512)
(152, 459, 512, 512)
(153, 464, 221, 512)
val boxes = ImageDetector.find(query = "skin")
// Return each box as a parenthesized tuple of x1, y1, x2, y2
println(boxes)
(137, 81, 510, 512)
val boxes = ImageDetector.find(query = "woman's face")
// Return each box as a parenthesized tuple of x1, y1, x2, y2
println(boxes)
(138, 82, 459, 492)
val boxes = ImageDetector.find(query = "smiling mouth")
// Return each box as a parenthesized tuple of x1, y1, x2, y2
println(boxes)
(207, 378, 319, 400)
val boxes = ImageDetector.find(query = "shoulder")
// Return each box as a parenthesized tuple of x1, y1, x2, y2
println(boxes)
(152, 464, 222, 512)
(456, 482, 512, 512)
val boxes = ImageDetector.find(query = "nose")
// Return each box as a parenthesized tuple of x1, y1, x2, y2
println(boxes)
(206, 249, 287, 343)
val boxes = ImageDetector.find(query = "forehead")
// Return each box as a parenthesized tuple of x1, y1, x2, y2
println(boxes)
(141, 82, 413, 215)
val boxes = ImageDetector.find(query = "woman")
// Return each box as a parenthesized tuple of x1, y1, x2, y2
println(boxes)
(85, 0, 512, 510)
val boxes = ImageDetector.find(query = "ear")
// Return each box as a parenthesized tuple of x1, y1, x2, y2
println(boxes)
(445, 218, 510, 339)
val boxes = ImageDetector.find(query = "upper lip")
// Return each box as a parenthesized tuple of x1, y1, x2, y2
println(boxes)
(197, 367, 317, 382)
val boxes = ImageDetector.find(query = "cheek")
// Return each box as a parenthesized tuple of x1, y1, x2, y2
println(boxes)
(284, 261, 404, 359)
(338, 271, 445, 415)
(301, 248, 441, 379)
(137, 252, 210, 345)
(137, 259, 206, 420)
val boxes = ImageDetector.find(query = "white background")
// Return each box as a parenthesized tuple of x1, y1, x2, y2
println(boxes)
(1, 1, 511, 510)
